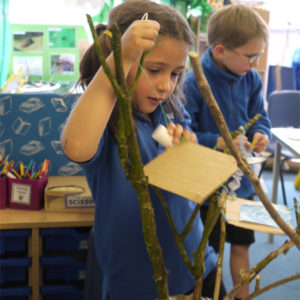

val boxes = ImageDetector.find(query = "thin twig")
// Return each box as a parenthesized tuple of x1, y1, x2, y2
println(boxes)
(224, 240, 294, 299)
(244, 274, 300, 300)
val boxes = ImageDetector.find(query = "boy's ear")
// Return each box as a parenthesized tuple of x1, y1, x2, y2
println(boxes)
(213, 44, 226, 59)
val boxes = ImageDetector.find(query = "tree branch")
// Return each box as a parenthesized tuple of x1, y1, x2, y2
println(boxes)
(189, 51, 300, 250)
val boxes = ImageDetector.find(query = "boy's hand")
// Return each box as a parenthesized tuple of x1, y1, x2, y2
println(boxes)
(217, 135, 251, 153)
(251, 132, 269, 153)
(167, 122, 197, 145)
(121, 20, 160, 65)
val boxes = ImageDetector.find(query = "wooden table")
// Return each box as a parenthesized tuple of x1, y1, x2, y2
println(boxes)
(270, 127, 300, 242)
(0, 208, 94, 300)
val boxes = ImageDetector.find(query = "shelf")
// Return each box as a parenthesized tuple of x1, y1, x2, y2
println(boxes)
(0, 208, 94, 230)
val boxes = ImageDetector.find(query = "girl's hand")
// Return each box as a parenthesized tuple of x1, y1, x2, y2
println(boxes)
(252, 132, 269, 153)
(167, 122, 197, 145)
(121, 20, 160, 65)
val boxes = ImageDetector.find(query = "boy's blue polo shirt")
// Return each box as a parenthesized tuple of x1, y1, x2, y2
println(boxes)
(82, 106, 217, 300)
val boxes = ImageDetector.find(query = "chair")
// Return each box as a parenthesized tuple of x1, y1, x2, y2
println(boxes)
(266, 65, 296, 100)
(259, 90, 300, 205)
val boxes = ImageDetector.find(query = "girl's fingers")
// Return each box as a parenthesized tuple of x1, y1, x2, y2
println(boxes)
(183, 129, 197, 143)
(173, 124, 183, 145)
(167, 123, 196, 145)
(167, 122, 176, 136)
(122, 20, 160, 62)
(191, 132, 198, 144)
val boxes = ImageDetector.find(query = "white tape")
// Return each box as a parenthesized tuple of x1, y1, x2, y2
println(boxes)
(152, 124, 173, 148)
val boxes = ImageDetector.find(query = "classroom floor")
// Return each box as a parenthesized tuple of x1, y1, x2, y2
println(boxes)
(222, 170, 300, 300)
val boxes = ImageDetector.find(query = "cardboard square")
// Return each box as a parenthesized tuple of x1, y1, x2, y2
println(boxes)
(144, 142, 237, 204)
(226, 197, 293, 235)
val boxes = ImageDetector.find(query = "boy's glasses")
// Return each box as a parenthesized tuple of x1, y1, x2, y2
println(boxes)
(231, 49, 263, 64)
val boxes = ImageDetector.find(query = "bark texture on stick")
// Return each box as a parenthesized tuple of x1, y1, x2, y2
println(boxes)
(213, 194, 226, 300)
(189, 51, 300, 250)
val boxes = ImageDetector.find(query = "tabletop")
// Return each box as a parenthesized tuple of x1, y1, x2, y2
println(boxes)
(271, 127, 300, 157)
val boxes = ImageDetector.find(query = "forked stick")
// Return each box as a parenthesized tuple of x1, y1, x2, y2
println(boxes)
(188, 51, 300, 250)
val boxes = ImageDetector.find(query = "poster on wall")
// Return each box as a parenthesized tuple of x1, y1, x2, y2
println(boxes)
(48, 28, 76, 49)
(50, 54, 75, 75)
(13, 56, 43, 77)
(13, 31, 44, 52)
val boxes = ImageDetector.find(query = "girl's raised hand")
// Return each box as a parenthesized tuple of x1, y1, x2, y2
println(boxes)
(167, 122, 197, 146)
(121, 20, 160, 65)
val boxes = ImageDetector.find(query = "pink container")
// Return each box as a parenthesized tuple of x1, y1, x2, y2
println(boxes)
(8, 175, 48, 210)
(0, 177, 8, 209)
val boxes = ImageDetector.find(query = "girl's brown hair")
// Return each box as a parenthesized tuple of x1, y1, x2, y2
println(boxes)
(207, 4, 269, 50)
(78, 0, 193, 133)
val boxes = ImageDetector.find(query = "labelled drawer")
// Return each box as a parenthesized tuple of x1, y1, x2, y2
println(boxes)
(0, 229, 31, 257)
(40, 227, 90, 252)
(0, 257, 31, 285)
(0, 286, 32, 300)
(40, 285, 84, 300)
(40, 256, 86, 284)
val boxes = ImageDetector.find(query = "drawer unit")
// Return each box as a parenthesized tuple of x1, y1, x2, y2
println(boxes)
(0, 208, 94, 299)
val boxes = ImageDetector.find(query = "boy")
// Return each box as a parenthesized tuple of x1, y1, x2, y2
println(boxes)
(183, 4, 271, 299)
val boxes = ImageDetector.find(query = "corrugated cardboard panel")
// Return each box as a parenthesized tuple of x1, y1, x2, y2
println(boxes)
(144, 142, 237, 204)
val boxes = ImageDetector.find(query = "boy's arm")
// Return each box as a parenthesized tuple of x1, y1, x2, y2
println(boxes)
(183, 73, 221, 149)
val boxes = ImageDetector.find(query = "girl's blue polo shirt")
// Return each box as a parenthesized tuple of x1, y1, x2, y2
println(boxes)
(82, 105, 217, 300)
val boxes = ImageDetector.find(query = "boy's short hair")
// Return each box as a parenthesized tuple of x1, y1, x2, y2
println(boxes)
(207, 4, 269, 50)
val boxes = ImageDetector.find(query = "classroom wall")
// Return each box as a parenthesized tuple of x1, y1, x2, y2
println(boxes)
(0, 92, 84, 176)
(8, 24, 88, 83)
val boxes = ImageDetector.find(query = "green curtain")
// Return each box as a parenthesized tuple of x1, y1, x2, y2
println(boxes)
(0, 0, 11, 89)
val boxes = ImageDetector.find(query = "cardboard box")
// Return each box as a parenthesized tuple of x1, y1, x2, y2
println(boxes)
(44, 176, 94, 213)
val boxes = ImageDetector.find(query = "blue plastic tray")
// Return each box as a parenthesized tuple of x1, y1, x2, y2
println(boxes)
(0, 229, 31, 256)
(0, 286, 32, 300)
(40, 285, 84, 300)
(0, 257, 32, 284)
(40, 228, 90, 252)
(40, 256, 86, 283)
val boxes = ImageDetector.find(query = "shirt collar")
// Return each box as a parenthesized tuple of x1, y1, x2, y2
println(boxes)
(202, 48, 240, 82)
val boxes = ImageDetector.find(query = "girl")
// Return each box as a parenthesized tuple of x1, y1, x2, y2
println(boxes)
(61, 0, 224, 299)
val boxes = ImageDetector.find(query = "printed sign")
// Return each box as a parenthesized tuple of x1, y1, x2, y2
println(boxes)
(65, 195, 94, 209)
(11, 183, 31, 205)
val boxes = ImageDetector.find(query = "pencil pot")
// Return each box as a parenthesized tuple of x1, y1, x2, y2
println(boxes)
(8, 175, 48, 210)
(0, 177, 8, 209)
